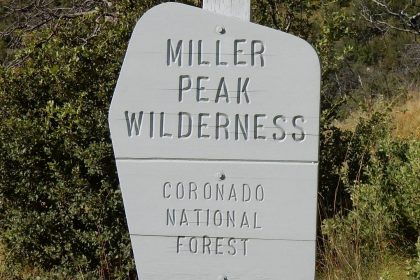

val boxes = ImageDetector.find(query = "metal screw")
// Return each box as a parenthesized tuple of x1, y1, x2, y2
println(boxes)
(216, 26, 226, 34)
(216, 172, 226, 181)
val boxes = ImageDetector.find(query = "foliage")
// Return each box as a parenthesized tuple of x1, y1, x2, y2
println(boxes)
(0, 1, 146, 278)
(320, 109, 420, 279)
(0, 0, 418, 278)
(252, 0, 319, 39)
(407, 238, 420, 279)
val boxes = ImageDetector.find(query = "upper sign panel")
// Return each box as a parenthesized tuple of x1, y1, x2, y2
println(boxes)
(109, 3, 320, 161)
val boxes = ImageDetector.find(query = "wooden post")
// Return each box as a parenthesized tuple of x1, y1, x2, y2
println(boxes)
(203, 0, 250, 21)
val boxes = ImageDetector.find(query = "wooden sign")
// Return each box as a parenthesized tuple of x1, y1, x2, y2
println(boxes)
(109, 2, 320, 279)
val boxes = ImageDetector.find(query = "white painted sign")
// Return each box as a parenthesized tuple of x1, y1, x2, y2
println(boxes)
(109, 3, 320, 280)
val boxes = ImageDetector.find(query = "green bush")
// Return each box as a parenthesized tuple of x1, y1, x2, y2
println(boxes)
(0, 3, 142, 279)
(0, 0, 418, 278)
(407, 238, 420, 279)
(321, 110, 420, 279)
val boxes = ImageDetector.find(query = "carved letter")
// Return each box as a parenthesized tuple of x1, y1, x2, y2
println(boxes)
(273, 115, 286, 141)
(167, 39, 182, 66)
(234, 39, 247, 65)
(189, 237, 198, 253)
(216, 113, 230, 140)
(216, 40, 228, 66)
(216, 184, 224, 201)
(215, 237, 224, 255)
(149, 112, 155, 138)
(237, 77, 250, 104)
(253, 212, 262, 229)
(125, 111, 144, 137)
(202, 236, 211, 254)
(242, 239, 249, 256)
(176, 236, 185, 253)
(196, 76, 210, 102)
(198, 40, 210, 65)
(215, 77, 229, 103)
(160, 112, 172, 138)
(163, 182, 171, 199)
(256, 184, 265, 201)
(228, 185, 238, 201)
(251, 40, 265, 67)
(240, 212, 250, 228)
(242, 184, 251, 202)
(228, 238, 237, 256)
(167, 209, 176, 226)
(198, 113, 211, 138)
(180, 209, 189, 226)
(176, 182, 185, 199)
(189, 182, 198, 200)
(292, 115, 306, 142)
(179, 75, 192, 102)
(235, 114, 249, 140)
(178, 112, 192, 138)
(227, 210, 236, 228)
(254, 114, 267, 140)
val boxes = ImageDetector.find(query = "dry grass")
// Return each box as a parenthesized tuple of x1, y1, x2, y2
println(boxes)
(0, 242, 5, 279)
(335, 92, 420, 140)
(370, 255, 409, 280)
(317, 253, 410, 280)
(393, 93, 420, 139)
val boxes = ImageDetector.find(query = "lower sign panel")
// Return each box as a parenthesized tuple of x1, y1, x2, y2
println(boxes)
(115, 159, 318, 279)
(131, 235, 315, 280)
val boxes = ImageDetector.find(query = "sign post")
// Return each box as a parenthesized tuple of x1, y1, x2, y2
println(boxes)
(109, 2, 320, 279)
(203, 0, 251, 21)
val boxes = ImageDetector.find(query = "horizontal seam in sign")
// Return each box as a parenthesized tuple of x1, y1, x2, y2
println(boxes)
(116, 157, 318, 164)
(129, 233, 315, 242)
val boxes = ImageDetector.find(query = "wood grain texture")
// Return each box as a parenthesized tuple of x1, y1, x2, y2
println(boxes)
(203, 0, 250, 21)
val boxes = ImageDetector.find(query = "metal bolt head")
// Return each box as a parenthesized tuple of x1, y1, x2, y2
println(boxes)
(216, 172, 226, 181)
(216, 26, 226, 34)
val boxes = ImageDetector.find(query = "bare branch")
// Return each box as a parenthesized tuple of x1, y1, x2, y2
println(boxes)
(359, 0, 419, 35)
(0, 0, 114, 66)
(0, 0, 101, 37)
